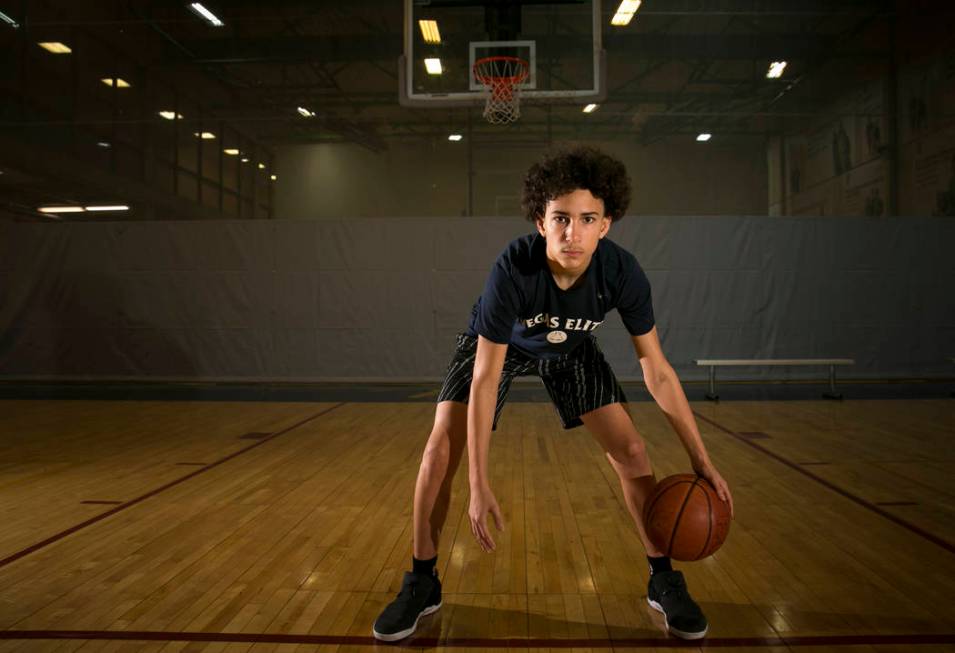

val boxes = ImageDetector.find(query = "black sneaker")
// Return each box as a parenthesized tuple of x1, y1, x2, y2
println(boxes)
(647, 570, 708, 639)
(372, 571, 442, 642)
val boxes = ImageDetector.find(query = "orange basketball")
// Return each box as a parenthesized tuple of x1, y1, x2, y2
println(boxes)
(643, 473, 731, 561)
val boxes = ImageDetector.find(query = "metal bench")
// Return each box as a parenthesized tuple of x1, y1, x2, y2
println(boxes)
(694, 358, 855, 401)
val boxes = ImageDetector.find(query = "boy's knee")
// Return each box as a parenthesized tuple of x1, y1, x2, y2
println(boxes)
(421, 429, 452, 468)
(609, 439, 649, 474)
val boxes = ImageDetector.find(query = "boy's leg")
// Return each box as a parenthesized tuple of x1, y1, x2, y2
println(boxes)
(375, 332, 526, 642)
(581, 402, 708, 640)
(373, 400, 465, 642)
(413, 400, 468, 559)
(580, 403, 662, 554)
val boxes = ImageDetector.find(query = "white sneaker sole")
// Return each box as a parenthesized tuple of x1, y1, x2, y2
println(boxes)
(372, 602, 442, 642)
(647, 597, 708, 640)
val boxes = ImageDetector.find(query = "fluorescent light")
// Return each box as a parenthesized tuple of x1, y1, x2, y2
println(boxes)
(257, 163, 265, 170)
(188, 2, 224, 27)
(611, 0, 641, 26)
(766, 61, 787, 79)
(240, 157, 249, 163)
(0, 10, 19, 28)
(158, 110, 184, 120)
(297, 106, 315, 118)
(424, 58, 443, 75)
(101, 78, 131, 88)
(583, 103, 598, 113)
(448, 134, 463, 141)
(97, 141, 111, 148)
(418, 19, 441, 44)
(38, 206, 85, 214)
(38, 41, 71, 53)
(194, 131, 216, 140)
(223, 148, 240, 155)
(85, 205, 130, 212)
(270, 174, 277, 181)
(696, 133, 712, 142)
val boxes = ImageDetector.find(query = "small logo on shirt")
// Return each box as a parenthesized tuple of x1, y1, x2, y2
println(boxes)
(546, 330, 568, 344)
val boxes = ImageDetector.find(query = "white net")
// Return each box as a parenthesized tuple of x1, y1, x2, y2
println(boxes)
(473, 57, 529, 125)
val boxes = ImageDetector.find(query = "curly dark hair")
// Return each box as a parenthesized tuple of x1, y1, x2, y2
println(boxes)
(521, 146, 631, 222)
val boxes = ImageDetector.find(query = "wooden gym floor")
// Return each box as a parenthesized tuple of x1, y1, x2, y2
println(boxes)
(0, 397, 953, 652)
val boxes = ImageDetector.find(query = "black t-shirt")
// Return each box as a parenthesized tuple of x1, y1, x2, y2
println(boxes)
(466, 233, 655, 359)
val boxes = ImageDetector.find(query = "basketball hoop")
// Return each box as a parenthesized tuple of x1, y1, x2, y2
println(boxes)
(473, 55, 529, 125)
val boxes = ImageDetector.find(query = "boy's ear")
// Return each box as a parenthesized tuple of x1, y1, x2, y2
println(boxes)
(535, 215, 546, 236)
(599, 215, 612, 238)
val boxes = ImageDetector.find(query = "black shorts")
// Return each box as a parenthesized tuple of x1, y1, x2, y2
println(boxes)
(436, 333, 627, 430)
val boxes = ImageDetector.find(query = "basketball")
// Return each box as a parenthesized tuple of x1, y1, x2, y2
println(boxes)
(643, 474, 731, 561)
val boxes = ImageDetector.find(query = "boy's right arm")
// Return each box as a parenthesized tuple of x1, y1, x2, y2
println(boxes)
(467, 334, 508, 553)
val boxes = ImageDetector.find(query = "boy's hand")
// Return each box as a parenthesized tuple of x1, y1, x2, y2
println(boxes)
(468, 484, 504, 552)
(696, 463, 734, 518)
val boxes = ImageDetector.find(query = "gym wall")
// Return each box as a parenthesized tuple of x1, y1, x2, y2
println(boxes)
(1, 215, 951, 382)
(273, 137, 768, 219)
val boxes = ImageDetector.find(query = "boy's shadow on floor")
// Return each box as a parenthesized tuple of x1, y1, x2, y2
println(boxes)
(369, 599, 951, 648)
(372, 598, 667, 648)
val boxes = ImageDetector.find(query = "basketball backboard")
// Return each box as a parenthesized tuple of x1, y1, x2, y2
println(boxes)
(400, 0, 605, 108)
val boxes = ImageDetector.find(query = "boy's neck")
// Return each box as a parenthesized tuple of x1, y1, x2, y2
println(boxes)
(545, 254, 592, 290)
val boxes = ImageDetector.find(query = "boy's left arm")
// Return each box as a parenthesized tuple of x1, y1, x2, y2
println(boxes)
(631, 326, 734, 516)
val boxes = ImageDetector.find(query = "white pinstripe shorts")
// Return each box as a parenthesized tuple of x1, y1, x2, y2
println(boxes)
(436, 333, 627, 430)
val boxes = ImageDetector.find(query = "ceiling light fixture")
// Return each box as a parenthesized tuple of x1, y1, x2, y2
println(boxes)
(223, 148, 240, 155)
(418, 20, 441, 44)
(424, 58, 443, 75)
(297, 106, 316, 118)
(38, 206, 85, 214)
(158, 110, 184, 120)
(0, 10, 19, 28)
(583, 103, 598, 113)
(188, 2, 224, 27)
(696, 133, 712, 142)
(766, 61, 787, 79)
(101, 77, 131, 88)
(85, 205, 130, 212)
(38, 41, 71, 53)
(448, 134, 463, 141)
(194, 131, 216, 140)
(611, 0, 641, 26)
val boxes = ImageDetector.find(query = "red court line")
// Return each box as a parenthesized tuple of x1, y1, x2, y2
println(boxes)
(0, 630, 952, 648)
(0, 403, 346, 570)
(692, 411, 955, 555)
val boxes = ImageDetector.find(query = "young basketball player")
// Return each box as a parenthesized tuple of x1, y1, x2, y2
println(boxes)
(373, 146, 733, 642)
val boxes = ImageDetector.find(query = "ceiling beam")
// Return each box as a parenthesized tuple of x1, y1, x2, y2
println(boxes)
(168, 32, 882, 66)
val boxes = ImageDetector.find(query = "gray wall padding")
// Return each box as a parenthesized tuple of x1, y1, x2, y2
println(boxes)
(1, 217, 952, 382)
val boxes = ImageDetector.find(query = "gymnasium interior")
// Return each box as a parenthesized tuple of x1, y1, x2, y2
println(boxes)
(1, 1, 953, 651)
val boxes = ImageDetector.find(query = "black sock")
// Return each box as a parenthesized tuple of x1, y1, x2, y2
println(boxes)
(412, 555, 437, 576)
(647, 555, 672, 576)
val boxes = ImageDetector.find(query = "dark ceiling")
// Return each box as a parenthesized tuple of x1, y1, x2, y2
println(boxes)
(0, 0, 951, 220)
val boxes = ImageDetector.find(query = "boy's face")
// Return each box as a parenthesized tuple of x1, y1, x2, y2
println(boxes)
(535, 188, 611, 273)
